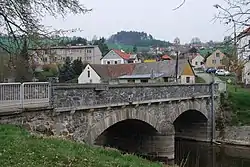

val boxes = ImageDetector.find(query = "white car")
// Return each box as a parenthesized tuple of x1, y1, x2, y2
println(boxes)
(215, 69, 230, 76)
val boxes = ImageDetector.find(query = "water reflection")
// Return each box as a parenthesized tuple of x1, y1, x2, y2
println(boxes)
(175, 138, 250, 167)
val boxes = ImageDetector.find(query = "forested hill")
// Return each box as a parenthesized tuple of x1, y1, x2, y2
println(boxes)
(107, 31, 171, 47)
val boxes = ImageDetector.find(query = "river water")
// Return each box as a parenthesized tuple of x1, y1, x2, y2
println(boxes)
(175, 139, 250, 167)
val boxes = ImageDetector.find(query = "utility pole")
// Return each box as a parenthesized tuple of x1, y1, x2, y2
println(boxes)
(175, 51, 179, 83)
(210, 73, 215, 143)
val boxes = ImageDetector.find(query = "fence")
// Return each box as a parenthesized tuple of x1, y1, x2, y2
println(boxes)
(0, 82, 50, 110)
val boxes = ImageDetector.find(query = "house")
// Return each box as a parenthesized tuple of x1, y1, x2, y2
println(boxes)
(78, 60, 195, 84)
(78, 64, 135, 84)
(29, 45, 102, 65)
(242, 56, 250, 85)
(237, 27, 250, 59)
(118, 60, 195, 84)
(161, 54, 172, 60)
(189, 53, 204, 69)
(101, 49, 141, 64)
(204, 49, 226, 69)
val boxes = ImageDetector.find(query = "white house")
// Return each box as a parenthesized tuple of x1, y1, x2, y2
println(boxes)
(101, 49, 141, 64)
(242, 58, 250, 85)
(78, 60, 195, 84)
(190, 53, 204, 69)
(238, 27, 250, 59)
(78, 63, 135, 84)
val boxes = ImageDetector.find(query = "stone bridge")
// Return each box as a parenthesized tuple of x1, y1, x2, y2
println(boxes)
(0, 83, 219, 161)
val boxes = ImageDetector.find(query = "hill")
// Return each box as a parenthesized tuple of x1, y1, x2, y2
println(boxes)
(0, 124, 164, 167)
(107, 31, 171, 48)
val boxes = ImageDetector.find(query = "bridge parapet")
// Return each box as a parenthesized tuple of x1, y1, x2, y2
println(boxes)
(52, 83, 219, 112)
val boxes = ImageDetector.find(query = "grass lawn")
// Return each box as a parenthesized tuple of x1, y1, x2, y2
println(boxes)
(0, 125, 164, 167)
(227, 84, 250, 125)
(195, 76, 206, 83)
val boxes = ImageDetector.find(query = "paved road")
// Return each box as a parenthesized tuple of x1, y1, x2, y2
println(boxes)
(195, 71, 226, 92)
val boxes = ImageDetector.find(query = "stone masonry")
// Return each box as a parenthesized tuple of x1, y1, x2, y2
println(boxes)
(0, 83, 219, 161)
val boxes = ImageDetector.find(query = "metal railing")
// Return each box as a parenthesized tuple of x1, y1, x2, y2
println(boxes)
(0, 82, 50, 110)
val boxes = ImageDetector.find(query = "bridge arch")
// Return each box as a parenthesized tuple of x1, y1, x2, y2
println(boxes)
(84, 108, 159, 145)
(168, 100, 209, 124)
(169, 100, 210, 141)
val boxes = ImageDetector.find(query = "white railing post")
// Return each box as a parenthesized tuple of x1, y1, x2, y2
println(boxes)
(20, 83, 24, 109)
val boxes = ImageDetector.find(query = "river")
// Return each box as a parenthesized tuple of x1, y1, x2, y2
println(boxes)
(175, 139, 250, 167)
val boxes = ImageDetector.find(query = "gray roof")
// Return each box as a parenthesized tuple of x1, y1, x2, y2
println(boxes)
(132, 59, 189, 77)
(118, 73, 165, 79)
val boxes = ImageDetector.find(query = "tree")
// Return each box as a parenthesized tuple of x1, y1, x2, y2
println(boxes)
(14, 37, 33, 82)
(0, 0, 90, 53)
(93, 37, 109, 56)
(214, 1, 249, 89)
(72, 59, 84, 76)
(59, 57, 75, 82)
(133, 45, 138, 53)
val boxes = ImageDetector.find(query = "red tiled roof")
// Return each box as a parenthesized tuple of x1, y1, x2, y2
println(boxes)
(112, 49, 131, 60)
(161, 54, 172, 60)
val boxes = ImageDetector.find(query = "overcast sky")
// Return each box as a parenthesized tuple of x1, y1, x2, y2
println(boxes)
(43, 0, 230, 44)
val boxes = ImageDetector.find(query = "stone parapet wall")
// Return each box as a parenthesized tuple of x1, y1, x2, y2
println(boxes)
(51, 83, 216, 109)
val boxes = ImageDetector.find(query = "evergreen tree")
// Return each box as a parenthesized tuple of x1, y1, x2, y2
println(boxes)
(133, 45, 138, 53)
(15, 37, 33, 82)
(59, 57, 75, 82)
(72, 59, 84, 76)
(93, 37, 109, 56)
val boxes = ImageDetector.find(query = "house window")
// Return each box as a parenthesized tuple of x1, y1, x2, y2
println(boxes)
(212, 60, 216, 64)
(87, 70, 90, 78)
(195, 62, 198, 65)
(141, 79, 148, 83)
(164, 78, 168, 82)
(128, 79, 135, 83)
(107, 61, 110, 64)
(220, 60, 222, 64)
(186, 77, 190, 83)
(114, 61, 118, 64)
(216, 53, 220, 57)
(87, 49, 92, 53)
(117, 60, 121, 64)
(249, 40, 250, 49)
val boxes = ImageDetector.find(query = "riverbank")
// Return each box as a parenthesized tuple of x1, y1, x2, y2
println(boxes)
(0, 124, 166, 167)
(216, 126, 250, 146)
(215, 83, 250, 146)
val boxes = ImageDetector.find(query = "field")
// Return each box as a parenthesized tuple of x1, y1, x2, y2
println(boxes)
(227, 84, 250, 125)
(0, 125, 164, 167)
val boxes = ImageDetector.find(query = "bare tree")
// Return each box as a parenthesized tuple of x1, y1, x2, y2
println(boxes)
(0, 0, 90, 53)
(214, 0, 250, 89)
(0, 0, 90, 81)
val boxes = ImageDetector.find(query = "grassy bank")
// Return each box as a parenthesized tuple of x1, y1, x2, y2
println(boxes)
(0, 125, 163, 167)
(227, 84, 250, 125)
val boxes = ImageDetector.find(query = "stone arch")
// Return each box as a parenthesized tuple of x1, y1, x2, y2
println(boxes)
(168, 100, 209, 124)
(84, 108, 159, 144)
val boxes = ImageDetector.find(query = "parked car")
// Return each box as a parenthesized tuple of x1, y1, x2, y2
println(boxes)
(206, 68, 217, 73)
(215, 69, 230, 76)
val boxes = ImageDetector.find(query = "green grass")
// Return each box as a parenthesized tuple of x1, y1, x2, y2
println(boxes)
(227, 84, 250, 125)
(0, 125, 163, 167)
(195, 76, 206, 83)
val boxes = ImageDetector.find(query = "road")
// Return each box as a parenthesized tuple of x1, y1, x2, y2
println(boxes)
(195, 71, 226, 92)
